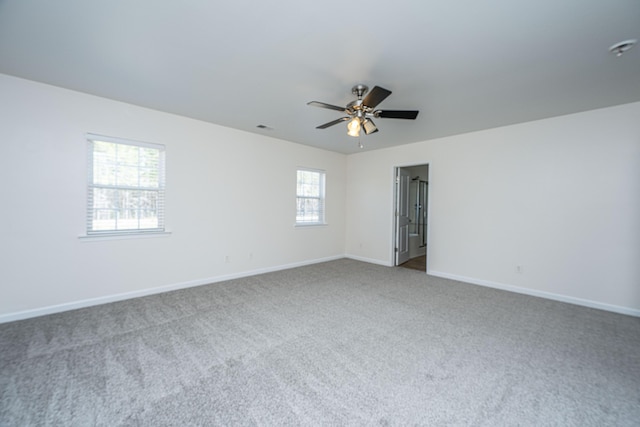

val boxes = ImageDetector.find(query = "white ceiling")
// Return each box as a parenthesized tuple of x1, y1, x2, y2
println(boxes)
(1, 0, 638, 154)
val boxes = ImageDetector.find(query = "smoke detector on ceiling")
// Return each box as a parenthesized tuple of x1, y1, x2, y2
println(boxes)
(609, 39, 637, 57)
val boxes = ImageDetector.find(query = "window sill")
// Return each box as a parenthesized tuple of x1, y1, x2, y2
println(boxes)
(79, 231, 172, 242)
(294, 223, 328, 228)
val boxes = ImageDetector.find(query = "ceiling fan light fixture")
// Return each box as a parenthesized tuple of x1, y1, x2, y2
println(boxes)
(347, 117, 361, 137)
(362, 119, 378, 135)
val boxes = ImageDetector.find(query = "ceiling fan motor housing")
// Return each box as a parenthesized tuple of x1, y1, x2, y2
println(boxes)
(351, 84, 369, 99)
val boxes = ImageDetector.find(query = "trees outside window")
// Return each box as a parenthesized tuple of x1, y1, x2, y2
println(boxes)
(296, 168, 325, 225)
(87, 134, 165, 234)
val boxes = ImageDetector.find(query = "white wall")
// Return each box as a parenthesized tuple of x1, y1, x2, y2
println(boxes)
(2, 72, 638, 320)
(0, 74, 347, 320)
(346, 102, 640, 314)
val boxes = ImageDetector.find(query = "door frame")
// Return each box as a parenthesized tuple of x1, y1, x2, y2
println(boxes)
(393, 163, 431, 272)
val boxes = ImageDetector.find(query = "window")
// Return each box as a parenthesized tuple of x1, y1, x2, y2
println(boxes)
(296, 168, 326, 225)
(86, 134, 166, 235)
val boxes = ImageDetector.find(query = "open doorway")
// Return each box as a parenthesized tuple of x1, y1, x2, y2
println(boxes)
(394, 164, 429, 272)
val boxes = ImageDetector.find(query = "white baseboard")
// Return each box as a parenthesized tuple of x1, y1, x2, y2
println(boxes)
(428, 270, 640, 318)
(4, 257, 637, 323)
(0, 255, 345, 324)
(344, 254, 393, 267)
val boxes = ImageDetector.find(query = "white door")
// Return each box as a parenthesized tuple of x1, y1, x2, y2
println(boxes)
(395, 168, 411, 265)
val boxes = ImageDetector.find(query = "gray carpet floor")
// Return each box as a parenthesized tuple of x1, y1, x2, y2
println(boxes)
(1, 259, 639, 426)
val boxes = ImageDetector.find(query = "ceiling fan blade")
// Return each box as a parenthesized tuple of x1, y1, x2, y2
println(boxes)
(307, 101, 347, 112)
(376, 110, 419, 119)
(362, 119, 378, 135)
(362, 86, 392, 108)
(316, 117, 350, 129)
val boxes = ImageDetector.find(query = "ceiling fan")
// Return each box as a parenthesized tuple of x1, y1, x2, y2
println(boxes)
(307, 84, 419, 138)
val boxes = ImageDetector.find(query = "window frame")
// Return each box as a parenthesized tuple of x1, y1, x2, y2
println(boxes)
(295, 167, 327, 226)
(84, 133, 167, 237)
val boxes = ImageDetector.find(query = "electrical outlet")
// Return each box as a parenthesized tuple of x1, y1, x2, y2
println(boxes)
(225, 255, 230, 263)
(516, 265, 523, 274)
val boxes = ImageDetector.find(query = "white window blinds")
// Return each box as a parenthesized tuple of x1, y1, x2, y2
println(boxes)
(86, 134, 166, 234)
(296, 168, 326, 225)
